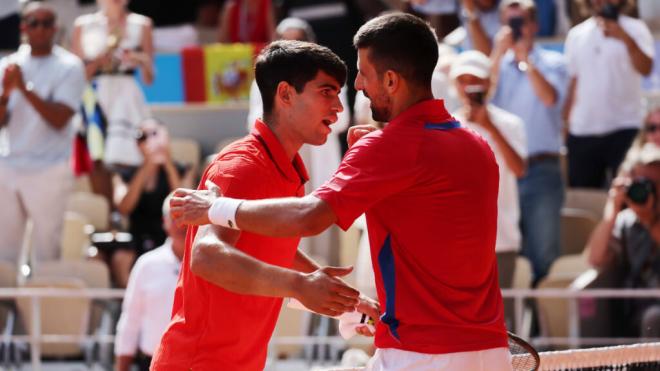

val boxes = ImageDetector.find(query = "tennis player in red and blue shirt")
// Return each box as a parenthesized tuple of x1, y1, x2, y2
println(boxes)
(171, 13, 511, 370)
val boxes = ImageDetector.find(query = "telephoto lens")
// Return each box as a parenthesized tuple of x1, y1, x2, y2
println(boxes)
(626, 178, 655, 204)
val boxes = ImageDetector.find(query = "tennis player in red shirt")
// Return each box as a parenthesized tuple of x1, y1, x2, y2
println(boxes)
(151, 41, 378, 371)
(171, 13, 511, 371)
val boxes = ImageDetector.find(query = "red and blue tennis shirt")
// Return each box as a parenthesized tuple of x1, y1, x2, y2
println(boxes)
(313, 99, 508, 354)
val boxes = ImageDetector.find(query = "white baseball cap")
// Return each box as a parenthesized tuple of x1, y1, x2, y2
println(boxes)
(449, 50, 492, 80)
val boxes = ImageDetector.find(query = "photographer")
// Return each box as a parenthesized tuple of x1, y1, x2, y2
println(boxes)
(451, 50, 527, 298)
(564, 0, 654, 189)
(586, 143, 660, 337)
(111, 118, 192, 287)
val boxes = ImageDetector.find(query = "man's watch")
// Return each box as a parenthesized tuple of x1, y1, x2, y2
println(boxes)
(461, 8, 480, 22)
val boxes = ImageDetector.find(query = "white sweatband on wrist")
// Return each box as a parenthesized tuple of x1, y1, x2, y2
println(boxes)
(208, 197, 244, 229)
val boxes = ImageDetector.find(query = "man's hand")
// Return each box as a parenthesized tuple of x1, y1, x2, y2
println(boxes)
(599, 18, 628, 41)
(492, 26, 514, 58)
(347, 124, 378, 148)
(2, 64, 20, 94)
(355, 294, 380, 337)
(296, 266, 360, 317)
(170, 185, 221, 225)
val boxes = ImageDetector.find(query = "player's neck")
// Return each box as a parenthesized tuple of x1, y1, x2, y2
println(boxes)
(264, 116, 302, 161)
(390, 88, 435, 120)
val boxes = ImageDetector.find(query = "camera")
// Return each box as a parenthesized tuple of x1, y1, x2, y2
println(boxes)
(599, 3, 620, 21)
(508, 16, 525, 42)
(465, 85, 486, 105)
(626, 177, 655, 205)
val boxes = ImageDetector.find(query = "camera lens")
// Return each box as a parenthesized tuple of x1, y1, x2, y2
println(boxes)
(626, 178, 655, 204)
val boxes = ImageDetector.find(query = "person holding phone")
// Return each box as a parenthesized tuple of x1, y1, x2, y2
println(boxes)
(451, 50, 527, 313)
(564, 0, 654, 189)
(490, 0, 567, 284)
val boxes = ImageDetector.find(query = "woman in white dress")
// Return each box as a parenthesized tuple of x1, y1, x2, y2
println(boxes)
(71, 0, 154, 205)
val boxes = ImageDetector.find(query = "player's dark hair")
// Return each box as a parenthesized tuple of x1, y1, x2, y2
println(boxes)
(255, 40, 347, 117)
(353, 12, 438, 87)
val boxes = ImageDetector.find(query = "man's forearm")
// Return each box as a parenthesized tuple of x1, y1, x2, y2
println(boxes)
(527, 62, 558, 107)
(115, 355, 134, 371)
(235, 195, 336, 237)
(22, 87, 74, 129)
(191, 225, 302, 298)
(622, 34, 653, 76)
(293, 249, 322, 273)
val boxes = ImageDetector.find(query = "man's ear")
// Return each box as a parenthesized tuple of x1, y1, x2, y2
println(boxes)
(383, 70, 400, 94)
(275, 81, 294, 106)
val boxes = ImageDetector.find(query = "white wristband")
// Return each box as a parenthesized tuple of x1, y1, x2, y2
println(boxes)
(208, 197, 243, 229)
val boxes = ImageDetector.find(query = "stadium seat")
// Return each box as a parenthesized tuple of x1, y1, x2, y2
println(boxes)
(560, 208, 599, 256)
(60, 212, 91, 261)
(170, 137, 201, 176)
(66, 192, 110, 232)
(564, 188, 608, 219)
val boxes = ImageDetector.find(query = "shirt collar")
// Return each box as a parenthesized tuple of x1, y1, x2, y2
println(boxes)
(389, 99, 455, 127)
(251, 119, 309, 184)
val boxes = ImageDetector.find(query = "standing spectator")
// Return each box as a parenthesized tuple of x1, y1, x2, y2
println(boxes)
(0, 2, 85, 265)
(115, 193, 185, 371)
(565, 0, 654, 189)
(0, 0, 20, 51)
(71, 0, 154, 167)
(128, 0, 200, 52)
(451, 50, 527, 298)
(491, 0, 567, 282)
(461, 0, 501, 55)
(112, 118, 192, 287)
(70, 0, 154, 206)
(218, 0, 276, 43)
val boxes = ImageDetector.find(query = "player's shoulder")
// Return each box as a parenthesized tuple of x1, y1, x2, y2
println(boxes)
(205, 135, 270, 178)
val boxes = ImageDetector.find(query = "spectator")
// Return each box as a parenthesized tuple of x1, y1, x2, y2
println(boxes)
(112, 118, 192, 287)
(128, 0, 200, 52)
(586, 141, 660, 338)
(491, 0, 567, 283)
(461, 0, 501, 55)
(71, 0, 154, 168)
(70, 0, 154, 207)
(564, 0, 654, 189)
(114, 192, 185, 371)
(451, 50, 527, 297)
(0, 2, 85, 266)
(217, 0, 276, 43)
(406, 0, 460, 38)
(0, 0, 20, 51)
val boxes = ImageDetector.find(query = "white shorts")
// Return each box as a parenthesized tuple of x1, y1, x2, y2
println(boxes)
(366, 347, 512, 371)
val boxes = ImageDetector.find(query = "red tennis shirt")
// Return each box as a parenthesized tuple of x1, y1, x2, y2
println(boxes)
(313, 99, 508, 354)
(151, 120, 308, 370)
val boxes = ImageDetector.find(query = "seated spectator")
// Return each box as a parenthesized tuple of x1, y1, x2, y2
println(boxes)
(217, 0, 276, 43)
(115, 192, 185, 371)
(112, 118, 192, 287)
(586, 139, 660, 338)
(564, 0, 654, 189)
(0, 2, 85, 266)
(450, 51, 527, 324)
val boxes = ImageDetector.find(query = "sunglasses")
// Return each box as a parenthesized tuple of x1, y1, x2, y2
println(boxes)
(645, 123, 660, 133)
(25, 17, 55, 30)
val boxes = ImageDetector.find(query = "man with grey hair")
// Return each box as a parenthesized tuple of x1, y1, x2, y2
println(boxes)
(0, 1, 85, 265)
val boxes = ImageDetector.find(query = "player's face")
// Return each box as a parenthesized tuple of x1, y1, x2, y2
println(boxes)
(289, 70, 343, 146)
(355, 48, 391, 122)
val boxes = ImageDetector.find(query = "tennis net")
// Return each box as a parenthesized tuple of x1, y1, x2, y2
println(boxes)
(533, 342, 660, 371)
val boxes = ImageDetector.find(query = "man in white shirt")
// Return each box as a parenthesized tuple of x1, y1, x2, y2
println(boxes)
(451, 50, 527, 300)
(0, 2, 85, 266)
(565, 0, 655, 188)
(114, 193, 185, 371)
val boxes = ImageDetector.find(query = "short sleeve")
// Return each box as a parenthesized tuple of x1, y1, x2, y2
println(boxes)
(541, 53, 569, 107)
(630, 20, 655, 59)
(503, 114, 528, 160)
(313, 132, 417, 230)
(52, 58, 86, 111)
(564, 30, 578, 78)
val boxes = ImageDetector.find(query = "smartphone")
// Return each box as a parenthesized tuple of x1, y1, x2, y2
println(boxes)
(465, 85, 486, 105)
(599, 3, 619, 21)
(508, 16, 525, 42)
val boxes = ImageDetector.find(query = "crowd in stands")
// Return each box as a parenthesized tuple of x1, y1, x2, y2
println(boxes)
(0, 0, 658, 367)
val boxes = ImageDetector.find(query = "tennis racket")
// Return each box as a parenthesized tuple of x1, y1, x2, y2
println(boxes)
(508, 331, 540, 371)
